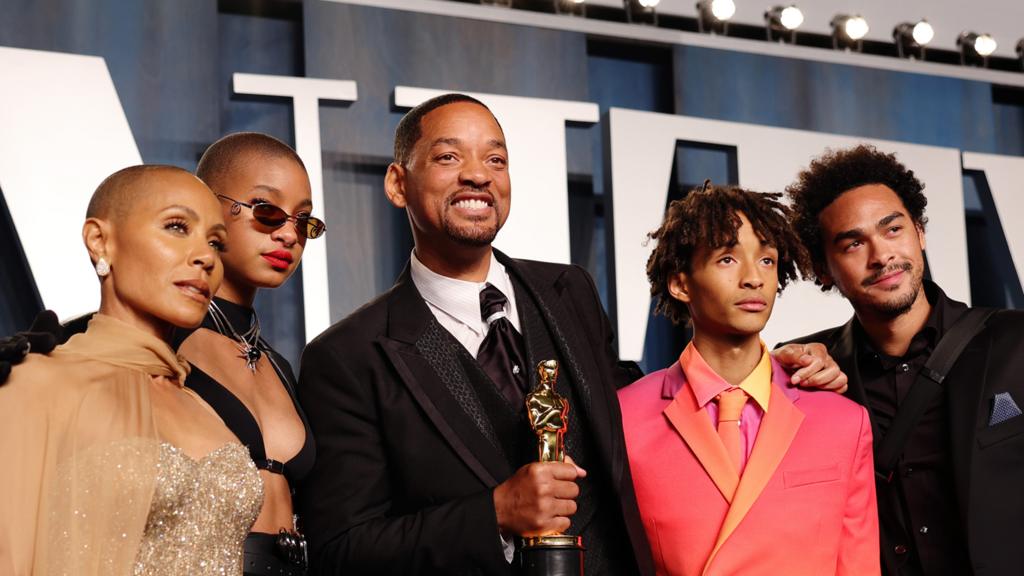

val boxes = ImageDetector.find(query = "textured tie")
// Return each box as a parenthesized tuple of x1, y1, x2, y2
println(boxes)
(477, 284, 528, 406)
(717, 387, 749, 474)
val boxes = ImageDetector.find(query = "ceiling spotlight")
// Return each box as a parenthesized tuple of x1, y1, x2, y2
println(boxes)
(697, 0, 735, 34)
(765, 5, 803, 43)
(625, 0, 659, 25)
(554, 0, 586, 16)
(974, 34, 998, 56)
(893, 20, 933, 59)
(831, 14, 869, 51)
(958, 32, 997, 67)
(911, 20, 934, 45)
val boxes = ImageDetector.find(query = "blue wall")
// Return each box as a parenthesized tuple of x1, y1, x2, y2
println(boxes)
(1, 0, 1020, 371)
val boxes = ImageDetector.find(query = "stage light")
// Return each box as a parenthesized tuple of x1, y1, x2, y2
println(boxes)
(765, 5, 803, 43)
(554, 0, 586, 16)
(710, 0, 735, 20)
(625, 0, 659, 25)
(841, 16, 869, 40)
(958, 32, 997, 67)
(893, 20, 933, 59)
(912, 20, 934, 45)
(697, 0, 735, 34)
(831, 14, 869, 51)
(974, 34, 997, 56)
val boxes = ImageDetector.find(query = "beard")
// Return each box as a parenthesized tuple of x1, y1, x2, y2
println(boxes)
(442, 216, 499, 246)
(871, 277, 922, 317)
(440, 197, 502, 247)
(848, 261, 924, 318)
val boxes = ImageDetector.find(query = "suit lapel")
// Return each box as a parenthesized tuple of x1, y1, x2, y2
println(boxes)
(662, 363, 740, 503)
(830, 319, 868, 407)
(497, 252, 615, 469)
(827, 319, 891, 454)
(703, 362, 804, 575)
(946, 330, 990, 524)
(379, 266, 510, 487)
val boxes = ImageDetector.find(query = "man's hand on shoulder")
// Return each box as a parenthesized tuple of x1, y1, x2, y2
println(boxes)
(0, 310, 62, 386)
(493, 458, 586, 537)
(773, 342, 848, 394)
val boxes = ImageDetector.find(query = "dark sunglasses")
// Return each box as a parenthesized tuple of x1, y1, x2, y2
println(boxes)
(217, 194, 326, 239)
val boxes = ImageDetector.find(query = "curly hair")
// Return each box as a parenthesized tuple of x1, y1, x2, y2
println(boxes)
(646, 181, 811, 326)
(786, 145, 928, 290)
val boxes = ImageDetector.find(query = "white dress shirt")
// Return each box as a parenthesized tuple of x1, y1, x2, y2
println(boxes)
(408, 249, 522, 562)
(410, 250, 522, 358)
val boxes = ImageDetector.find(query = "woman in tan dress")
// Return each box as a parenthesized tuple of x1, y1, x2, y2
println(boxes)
(0, 165, 263, 575)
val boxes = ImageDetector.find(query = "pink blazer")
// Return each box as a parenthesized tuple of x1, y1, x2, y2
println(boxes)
(618, 357, 879, 576)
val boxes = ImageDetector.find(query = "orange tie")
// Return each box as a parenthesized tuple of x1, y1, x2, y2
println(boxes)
(716, 387, 749, 474)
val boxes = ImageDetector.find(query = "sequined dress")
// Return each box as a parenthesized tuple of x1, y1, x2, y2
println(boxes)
(133, 443, 264, 575)
(0, 314, 263, 576)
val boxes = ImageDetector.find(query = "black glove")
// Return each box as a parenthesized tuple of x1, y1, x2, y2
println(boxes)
(0, 310, 62, 386)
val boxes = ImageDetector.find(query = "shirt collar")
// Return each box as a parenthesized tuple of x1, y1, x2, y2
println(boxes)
(678, 341, 772, 412)
(409, 250, 513, 336)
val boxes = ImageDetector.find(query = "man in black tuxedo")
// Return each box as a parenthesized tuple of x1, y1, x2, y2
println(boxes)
(296, 93, 652, 575)
(785, 145, 1024, 576)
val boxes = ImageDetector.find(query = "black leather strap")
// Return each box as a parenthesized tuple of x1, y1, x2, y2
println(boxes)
(874, 307, 996, 481)
(255, 458, 287, 476)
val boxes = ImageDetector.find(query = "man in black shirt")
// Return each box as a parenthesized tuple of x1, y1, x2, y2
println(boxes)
(786, 144, 1024, 576)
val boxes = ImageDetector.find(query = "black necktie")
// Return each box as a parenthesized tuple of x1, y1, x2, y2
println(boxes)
(477, 284, 528, 406)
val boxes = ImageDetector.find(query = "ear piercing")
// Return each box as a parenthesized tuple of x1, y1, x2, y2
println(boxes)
(95, 257, 111, 277)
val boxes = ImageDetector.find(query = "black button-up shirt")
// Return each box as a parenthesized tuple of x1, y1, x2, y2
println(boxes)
(853, 283, 971, 576)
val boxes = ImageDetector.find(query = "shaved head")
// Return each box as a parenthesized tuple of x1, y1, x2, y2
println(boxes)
(196, 132, 305, 194)
(86, 165, 200, 224)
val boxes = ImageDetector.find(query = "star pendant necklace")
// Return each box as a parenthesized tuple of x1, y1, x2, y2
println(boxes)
(208, 300, 263, 372)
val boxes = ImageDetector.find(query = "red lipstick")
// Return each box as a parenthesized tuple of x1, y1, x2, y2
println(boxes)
(262, 250, 293, 270)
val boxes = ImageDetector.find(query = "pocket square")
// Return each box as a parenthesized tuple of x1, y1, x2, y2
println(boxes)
(989, 392, 1022, 426)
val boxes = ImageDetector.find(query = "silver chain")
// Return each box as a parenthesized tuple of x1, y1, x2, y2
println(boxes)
(207, 300, 263, 372)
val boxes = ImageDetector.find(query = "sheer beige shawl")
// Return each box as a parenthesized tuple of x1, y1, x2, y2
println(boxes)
(0, 314, 189, 575)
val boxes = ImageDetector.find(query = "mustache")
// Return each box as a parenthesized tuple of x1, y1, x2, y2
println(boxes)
(862, 261, 913, 287)
(447, 185, 492, 199)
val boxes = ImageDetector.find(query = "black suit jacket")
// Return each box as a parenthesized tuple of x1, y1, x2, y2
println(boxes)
(297, 251, 653, 576)
(790, 285, 1024, 576)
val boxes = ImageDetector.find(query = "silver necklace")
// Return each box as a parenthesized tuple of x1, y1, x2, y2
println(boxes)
(208, 300, 263, 371)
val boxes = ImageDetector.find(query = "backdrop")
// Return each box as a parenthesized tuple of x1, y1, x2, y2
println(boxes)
(0, 0, 1020, 372)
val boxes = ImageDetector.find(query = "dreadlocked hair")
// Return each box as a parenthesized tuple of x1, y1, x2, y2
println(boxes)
(646, 180, 812, 326)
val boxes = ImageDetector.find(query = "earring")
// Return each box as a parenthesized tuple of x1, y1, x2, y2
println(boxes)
(95, 257, 110, 277)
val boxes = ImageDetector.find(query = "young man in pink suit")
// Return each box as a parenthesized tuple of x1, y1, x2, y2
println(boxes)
(619, 183, 879, 576)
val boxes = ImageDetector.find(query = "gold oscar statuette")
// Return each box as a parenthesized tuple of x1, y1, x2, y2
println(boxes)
(521, 360, 585, 576)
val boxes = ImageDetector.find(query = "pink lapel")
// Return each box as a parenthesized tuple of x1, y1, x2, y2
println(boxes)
(662, 362, 740, 503)
(702, 360, 805, 574)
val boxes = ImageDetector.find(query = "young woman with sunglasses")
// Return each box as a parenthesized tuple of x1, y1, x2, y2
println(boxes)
(175, 132, 326, 576)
